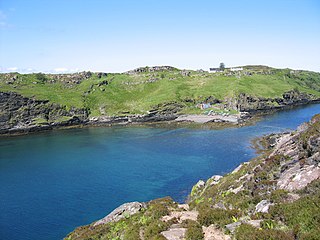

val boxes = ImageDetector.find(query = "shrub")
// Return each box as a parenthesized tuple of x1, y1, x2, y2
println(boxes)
(235, 224, 294, 240)
(270, 194, 320, 235)
(270, 189, 288, 202)
(185, 220, 204, 240)
(35, 72, 47, 83)
(144, 220, 168, 240)
(198, 206, 241, 227)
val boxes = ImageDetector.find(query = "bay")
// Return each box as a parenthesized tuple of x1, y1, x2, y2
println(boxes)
(0, 104, 319, 240)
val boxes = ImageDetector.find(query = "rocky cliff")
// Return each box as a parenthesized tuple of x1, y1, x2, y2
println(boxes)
(0, 92, 88, 134)
(65, 115, 320, 240)
(233, 90, 319, 113)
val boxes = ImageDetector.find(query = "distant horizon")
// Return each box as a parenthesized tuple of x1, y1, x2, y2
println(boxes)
(0, 63, 319, 74)
(1, 0, 319, 73)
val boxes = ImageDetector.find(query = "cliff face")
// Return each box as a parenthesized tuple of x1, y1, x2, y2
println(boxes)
(0, 92, 88, 134)
(65, 115, 320, 240)
(233, 90, 319, 112)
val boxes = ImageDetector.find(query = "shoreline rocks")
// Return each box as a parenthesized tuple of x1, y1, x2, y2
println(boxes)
(93, 202, 146, 226)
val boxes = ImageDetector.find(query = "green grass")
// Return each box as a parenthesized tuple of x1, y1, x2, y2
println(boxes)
(1, 67, 320, 117)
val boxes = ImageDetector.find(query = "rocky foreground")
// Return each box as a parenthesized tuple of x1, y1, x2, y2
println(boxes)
(65, 114, 320, 240)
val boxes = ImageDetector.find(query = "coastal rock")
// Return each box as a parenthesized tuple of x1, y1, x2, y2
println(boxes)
(255, 200, 273, 213)
(234, 89, 318, 113)
(93, 201, 145, 226)
(161, 210, 198, 223)
(161, 225, 186, 240)
(225, 222, 241, 233)
(208, 175, 223, 186)
(203, 224, 231, 240)
(0, 91, 88, 134)
(277, 164, 320, 191)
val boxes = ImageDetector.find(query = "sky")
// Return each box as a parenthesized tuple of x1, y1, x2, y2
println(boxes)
(0, 0, 320, 73)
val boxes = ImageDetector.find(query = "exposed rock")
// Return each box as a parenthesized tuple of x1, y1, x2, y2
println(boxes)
(195, 180, 206, 188)
(180, 70, 191, 77)
(255, 200, 273, 213)
(285, 193, 301, 203)
(232, 162, 248, 174)
(233, 89, 319, 113)
(98, 80, 108, 86)
(246, 220, 263, 228)
(267, 116, 320, 191)
(202, 224, 231, 240)
(178, 204, 189, 211)
(46, 71, 92, 85)
(93, 201, 145, 226)
(127, 66, 176, 74)
(208, 175, 223, 186)
(0, 92, 88, 134)
(213, 201, 227, 210)
(225, 222, 241, 233)
(161, 225, 186, 240)
(161, 210, 198, 223)
(277, 164, 320, 191)
(230, 184, 244, 194)
(97, 72, 107, 78)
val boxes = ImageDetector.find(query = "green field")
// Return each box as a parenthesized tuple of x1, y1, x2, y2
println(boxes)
(1, 66, 320, 117)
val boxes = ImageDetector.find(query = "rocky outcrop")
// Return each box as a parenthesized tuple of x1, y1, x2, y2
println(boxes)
(46, 71, 93, 84)
(203, 225, 231, 240)
(93, 202, 146, 226)
(270, 115, 320, 191)
(0, 92, 88, 134)
(126, 66, 176, 74)
(254, 200, 273, 213)
(234, 89, 319, 112)
(161, 225, 186, 240)
(89, 102, 183, 125)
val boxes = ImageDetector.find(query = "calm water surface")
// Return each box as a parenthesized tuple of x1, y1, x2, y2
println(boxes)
(0, 104, 319, 240)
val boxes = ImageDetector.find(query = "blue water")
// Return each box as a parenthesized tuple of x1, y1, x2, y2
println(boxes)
(0, 104, 319, 240)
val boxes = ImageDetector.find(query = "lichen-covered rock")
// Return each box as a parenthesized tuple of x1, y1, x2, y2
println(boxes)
(203, 224, 231, 240)
(161, 225, 186, 240)
(255, 200, 273, 213)
(93, 201, 146, 226)
(277, 164, 320, 191)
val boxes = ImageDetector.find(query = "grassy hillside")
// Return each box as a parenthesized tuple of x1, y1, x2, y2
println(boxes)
(1, 66, 320, 117)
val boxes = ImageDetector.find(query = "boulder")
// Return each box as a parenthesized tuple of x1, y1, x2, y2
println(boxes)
(93, 202, 146, 226)
(203, 224, 231, 240)
(255, 200, 273, 213)
(208, 175, 223, 186)
(225, 222, 241, 233)
(161, 225, 186, 240)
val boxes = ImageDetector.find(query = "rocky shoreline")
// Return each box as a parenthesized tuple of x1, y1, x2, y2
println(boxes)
(1, 90, 320, 136)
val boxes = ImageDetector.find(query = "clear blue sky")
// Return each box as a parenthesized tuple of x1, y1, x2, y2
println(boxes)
(0, 0, 319, 73)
